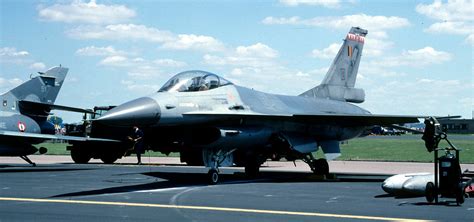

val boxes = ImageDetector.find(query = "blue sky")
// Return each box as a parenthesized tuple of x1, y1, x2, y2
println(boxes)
(1, 0, 473, 122)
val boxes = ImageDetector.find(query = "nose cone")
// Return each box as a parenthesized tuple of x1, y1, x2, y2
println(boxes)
(97, 97, 160, 127)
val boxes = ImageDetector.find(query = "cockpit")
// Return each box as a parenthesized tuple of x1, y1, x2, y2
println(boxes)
(158, 70, 233, 93)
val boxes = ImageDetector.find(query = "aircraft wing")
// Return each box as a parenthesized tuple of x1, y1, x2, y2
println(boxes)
(183, 112, 423, 126)
(0, 130, 119, 142)
(292, 114, 422, 126)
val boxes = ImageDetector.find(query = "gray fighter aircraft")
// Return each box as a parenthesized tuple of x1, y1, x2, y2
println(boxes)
(96, 27, 421, 184)
(0, 66, 117, 165)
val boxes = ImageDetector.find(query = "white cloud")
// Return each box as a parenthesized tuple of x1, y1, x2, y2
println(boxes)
(101, 56, 162, 79)
(0, 77, 23, 94)
(161, 34, 225, 51)
(0, 47, 30, 63)
(235, 43, 279, 58)
(466, 34, 474, 45)
(99, 55, 128, 66)
(29, 62, 46, 70)
(153, 59, 187, 67)
(362, 77, 473, 117)
(0, 77, 23, 88)
(263, 14, 407, 58)
(0, 47, 29, 57)
(38, 0, 135, 24)
(262, 14, 410, 32)
(311, 43, 341, 59)
(416, 0, 473, 22)
(67, 24, 174, 42)
(0, 47, 46, 68)
(67, 24, 224, 52)
(311, 36, 393, 59)
(203, 43, 279, 68)
(202, 43, 326, 95)
(425, 21, 473, 35)
(230, 68, 244, 76)
(279, 0, 342, 8)
(98, 54, 187, 79)
(372, 47, 452, 67)
(120, 80, 160, 94)
(416, 0, 473, 45)
(363, 37, 394, 57)
(76, 46, 127, 56)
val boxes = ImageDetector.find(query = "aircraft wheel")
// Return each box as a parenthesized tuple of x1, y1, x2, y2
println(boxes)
(245, 163, 260, 178)
(244, 156, 260, 178)
(208, 169, 219, 185)
(100, 154, 118, 164)
(456, 183, 465, 205)
(312, 158, 329, 175)
(425, 182, 436, 203)
(71, 148, 91, 164)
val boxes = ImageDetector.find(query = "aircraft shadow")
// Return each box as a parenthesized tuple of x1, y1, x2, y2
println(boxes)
(0, 166, 96, 173)
(376, 194, 465, 207)
(51, 171, 387, 198)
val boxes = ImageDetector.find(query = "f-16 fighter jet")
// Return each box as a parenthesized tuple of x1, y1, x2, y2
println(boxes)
(96, 27, 421, 184)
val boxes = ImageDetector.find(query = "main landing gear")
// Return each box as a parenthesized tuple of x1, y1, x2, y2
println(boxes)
(303, 153, 329, 175)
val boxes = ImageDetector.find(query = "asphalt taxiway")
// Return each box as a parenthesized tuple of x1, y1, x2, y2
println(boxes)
(0, 159, 473, 221)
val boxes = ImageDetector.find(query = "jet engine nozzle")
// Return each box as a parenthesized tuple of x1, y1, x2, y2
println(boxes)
(97, 97, 160, 127)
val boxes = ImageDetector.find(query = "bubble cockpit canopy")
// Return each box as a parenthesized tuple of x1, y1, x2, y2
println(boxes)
(158, 70, 233, 93)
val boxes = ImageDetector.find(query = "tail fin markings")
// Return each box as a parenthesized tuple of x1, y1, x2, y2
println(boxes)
(1, 66, 68, 113)
(1, 66, 68, 104)
(300, 27, 367, 103)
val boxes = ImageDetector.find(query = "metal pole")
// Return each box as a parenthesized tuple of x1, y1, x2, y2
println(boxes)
(434, 149, 439, 204)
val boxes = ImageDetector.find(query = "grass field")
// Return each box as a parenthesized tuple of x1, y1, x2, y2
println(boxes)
(338, 135, 473, 163)
(36, 134, 474, 163)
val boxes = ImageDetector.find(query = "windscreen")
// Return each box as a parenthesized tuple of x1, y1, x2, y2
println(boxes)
(158, 70, 232, 92)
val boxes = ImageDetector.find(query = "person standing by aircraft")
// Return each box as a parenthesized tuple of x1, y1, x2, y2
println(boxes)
(128, 126, 144, 165)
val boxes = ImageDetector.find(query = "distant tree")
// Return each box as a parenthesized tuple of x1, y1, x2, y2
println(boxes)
(48, 116, 63, 125)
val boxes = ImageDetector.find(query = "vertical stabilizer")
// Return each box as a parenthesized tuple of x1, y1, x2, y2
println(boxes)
(300, 27, 367, 103)
(2, 66, 68, 105)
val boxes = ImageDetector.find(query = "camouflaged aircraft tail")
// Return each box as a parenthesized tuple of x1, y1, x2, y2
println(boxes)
(1, 66, 68, 105)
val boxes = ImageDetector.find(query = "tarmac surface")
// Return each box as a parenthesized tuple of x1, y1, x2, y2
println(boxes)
(1, 156, 473, 221)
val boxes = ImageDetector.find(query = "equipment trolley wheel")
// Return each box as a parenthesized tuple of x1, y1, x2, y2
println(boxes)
(425, 182, 436, 203)
(456, 183, 465, 205)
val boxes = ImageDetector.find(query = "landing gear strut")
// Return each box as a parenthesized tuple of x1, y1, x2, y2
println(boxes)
(303, 154, 329, 175)
(20, 156, 36, 166)
(205, 149, 236, 185)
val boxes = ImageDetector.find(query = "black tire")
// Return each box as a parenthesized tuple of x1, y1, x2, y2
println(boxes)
(71, 148, 91, 164)
(245, 163, 260, 178)
(313, 158, 329, 175)
(208, 169, 219, 185)
(456, 183, 465, 205)
(244, 156, 260, 178)
(425, 182, 436, 203)
(100, 154, 118, 164)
